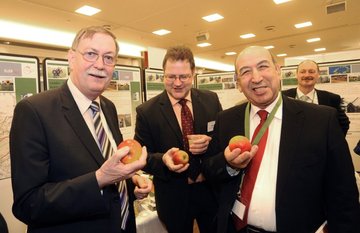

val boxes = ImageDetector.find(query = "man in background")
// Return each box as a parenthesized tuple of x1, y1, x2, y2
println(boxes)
(203, 46, 360, 233)
(282, 59, 350, 135)
(10, 26, 152, 233)
(134, 46, 222, 233)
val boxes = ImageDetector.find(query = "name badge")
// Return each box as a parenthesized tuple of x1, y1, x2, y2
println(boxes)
(207, 121, 215, 132)
(232, 199, 246, 220)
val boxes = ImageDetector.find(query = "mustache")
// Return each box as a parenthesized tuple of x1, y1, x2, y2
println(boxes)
(301, 77, 314, 81)
(87, 69, 107, 77)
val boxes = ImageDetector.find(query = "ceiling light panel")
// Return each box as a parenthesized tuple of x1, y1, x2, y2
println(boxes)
(225, 52, 237, 55)
(273, 0, 292, 4)
(152, 29, 171, 36)
(294, 21, 312, 28)
(202, 13, 224, 22)
(240, 33, 256, 39)
(307, 38, 321, 43)
(197, 42, 212, 47)
(277, 53, 287, 57)
(75, 5, 101, 16)
(314, 48, 326, 52)
(264, 45, 274, 49)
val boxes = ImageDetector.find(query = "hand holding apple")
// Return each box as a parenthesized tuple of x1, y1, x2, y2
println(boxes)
(118, 139, 142, 164)
(228, 135, 252, 152)
(172, 150, 189, 165)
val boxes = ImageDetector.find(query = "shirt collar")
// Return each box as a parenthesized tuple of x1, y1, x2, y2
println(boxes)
(167, 91, 192, 107)
(297, 88, 315, 99)
(250, 93, 283, 120)
(67, 78, 99, 115)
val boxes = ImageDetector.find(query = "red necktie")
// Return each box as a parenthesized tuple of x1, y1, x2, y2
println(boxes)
(179, 99, 194, 151)
(233, 110, 268, 231)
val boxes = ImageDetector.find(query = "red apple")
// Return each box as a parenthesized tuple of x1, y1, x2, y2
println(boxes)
(228, 135, 252, 152)
(172, 150, 189, 165)
(118, 139, 142, 164)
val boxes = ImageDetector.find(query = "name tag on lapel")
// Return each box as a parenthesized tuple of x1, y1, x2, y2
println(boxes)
(207, 121, 215, 132)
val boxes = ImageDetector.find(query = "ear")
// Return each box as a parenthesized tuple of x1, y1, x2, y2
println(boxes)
(275, 64, 281, 76)
(67, 49, 75, 70)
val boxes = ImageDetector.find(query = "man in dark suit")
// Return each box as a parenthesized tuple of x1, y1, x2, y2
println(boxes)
(134, 46, 222, 233)
(10, 26, 152, 233)
(203, 46, 360, 233)
(282, 59, 350, 135)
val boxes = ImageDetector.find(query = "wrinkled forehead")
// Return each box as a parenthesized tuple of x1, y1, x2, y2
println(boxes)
(298, 60, 318, 70)
(236, 48, 273, 70)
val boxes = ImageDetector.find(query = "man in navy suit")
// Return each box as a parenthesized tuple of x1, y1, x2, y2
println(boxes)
(134, 46, 222, 233)
(282, 59, 350, 135)
(10, 26, 152, 233)
(203, 46, 360, 233)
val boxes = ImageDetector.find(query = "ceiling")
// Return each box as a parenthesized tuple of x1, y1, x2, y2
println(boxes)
(1, 0, 360, 68)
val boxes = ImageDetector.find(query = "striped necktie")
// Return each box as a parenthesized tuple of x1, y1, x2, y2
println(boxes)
(90, 101, 129, 230)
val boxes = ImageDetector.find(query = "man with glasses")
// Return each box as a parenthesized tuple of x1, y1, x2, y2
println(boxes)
(134, 46, 222, 233)
(282, 59, 350, 135)
(10, 26, 152, 233)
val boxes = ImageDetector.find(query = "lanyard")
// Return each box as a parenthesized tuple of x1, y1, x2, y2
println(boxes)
(244, 94, 282, 145)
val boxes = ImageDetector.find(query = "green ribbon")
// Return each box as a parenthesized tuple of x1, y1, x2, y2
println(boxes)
(244, 94, 282, 145)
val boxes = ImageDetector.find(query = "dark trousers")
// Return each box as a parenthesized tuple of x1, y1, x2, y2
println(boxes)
(165, 182, 217, 233)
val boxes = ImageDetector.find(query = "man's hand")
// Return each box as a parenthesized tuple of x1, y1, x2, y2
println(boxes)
(96, 146, 147, 188)
(224, 144, 258, 169)
(162, 148, 189, 173)
(132, 174, 153, 199)
(188, 134, 211, 155)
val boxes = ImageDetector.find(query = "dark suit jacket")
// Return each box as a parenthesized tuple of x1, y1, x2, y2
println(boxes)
(134, 88, 222, 230)
(203, 95, 360, 233)
(10, 83, 136, 233)
(282, 88, 350, 135)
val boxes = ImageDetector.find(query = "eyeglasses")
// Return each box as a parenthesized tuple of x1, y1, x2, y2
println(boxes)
(164, 74, 193, 82)
(75, 50, 116, 66)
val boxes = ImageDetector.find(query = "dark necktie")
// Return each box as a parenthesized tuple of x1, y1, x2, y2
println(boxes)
(233, 110, 269, 231)
(179, 99, 200, 180)
(90, 101, 129, 230)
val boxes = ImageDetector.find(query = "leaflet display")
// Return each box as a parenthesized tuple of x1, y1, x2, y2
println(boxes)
(0, 53, 40, 179)
(197, 72, 246, 110)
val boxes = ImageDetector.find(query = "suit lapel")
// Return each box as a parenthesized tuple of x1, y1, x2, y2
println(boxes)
(60, 84, 105, 166)
(191, 89, 205, 133)
(276, 96, 305, 205)
(158, 91, 183, 145)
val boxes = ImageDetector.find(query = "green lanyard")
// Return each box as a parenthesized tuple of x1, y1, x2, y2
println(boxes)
(244, 94, 282, 145)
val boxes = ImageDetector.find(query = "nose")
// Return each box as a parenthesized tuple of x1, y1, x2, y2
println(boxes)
(173, 77, 183, 85)
(251, 69, 263, 83)
(93, 56, 105, 69)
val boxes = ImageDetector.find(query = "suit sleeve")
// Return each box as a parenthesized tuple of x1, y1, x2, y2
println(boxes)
(134, 106, 171, 180)
(10, 100, 109, 225)
(332, 94, 350, 135)
(324, 108, 360, 231)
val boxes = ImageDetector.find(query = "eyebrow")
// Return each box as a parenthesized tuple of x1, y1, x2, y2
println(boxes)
(238, 59, 270, 74)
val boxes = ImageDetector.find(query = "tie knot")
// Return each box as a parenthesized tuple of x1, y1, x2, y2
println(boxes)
(300, 95, 310, 102)
(179, 99, 187, 107)
(257, 110, 268, 121)
(90, 101, 100, 113)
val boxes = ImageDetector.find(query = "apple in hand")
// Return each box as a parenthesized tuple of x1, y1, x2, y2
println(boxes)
(228, 135, 252, 152)
(172, 150, 189, 165)
(118, 139, 142, 164)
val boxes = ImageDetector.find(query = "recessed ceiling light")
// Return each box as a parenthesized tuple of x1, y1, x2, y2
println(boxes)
(314, 48, 326, 52)
(294, 21, 312, 28)
(240, 33, 256, 39)
(75, 5, 101, 16)
(197, 42, 212, 47)
(273, 0, 292, 4)
(225, 52, 237, 55)
(264, 45, 274, 49)
(277, 53, 287, 57)
(307, 37, 321, 43)
(202, 13, 224, 22)
(152, 29, 171, 36)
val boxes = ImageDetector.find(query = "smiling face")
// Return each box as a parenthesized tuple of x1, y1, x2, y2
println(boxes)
(163, 59, 194, 100)
(296, 60, 319, 91)
(68, 32, 117, 100)
(235, 46, 281, 109)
